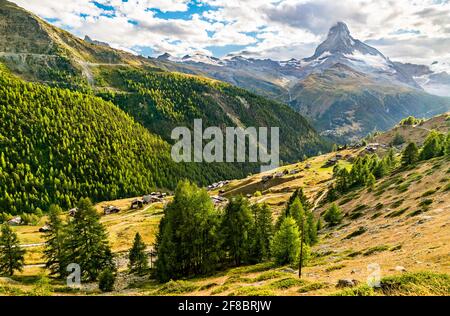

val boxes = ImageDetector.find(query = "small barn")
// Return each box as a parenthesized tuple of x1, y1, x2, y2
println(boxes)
(103, 205, 120, 215)
(39, 225, 51, 233)
(131, 199, 144, 209)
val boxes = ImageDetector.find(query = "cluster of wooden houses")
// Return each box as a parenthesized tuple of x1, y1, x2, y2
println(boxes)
(131, 192, 167, 209)
(261, 168, 301, 183)
(206, 180, 230, 191)
(323, 153, 354, 167)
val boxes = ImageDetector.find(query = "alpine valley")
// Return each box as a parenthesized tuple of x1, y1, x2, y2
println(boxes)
(0, 0, 449, 298)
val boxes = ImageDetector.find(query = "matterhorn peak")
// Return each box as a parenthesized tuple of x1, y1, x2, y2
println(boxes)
(328, 22, 351, 36)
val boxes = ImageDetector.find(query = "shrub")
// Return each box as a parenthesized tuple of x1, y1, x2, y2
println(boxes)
(98, 269, 116, 292)
(270, 278, 305, 289)
(343, 226, 367, 239)
(325, 264, 346, 272)
(385, 207, 409, 218)
(419, 199, 433, 207)
(229, 286, 275, 296)
(332, 285, 376, 296)
(298, 282, 329, 293)
(421, 189, 437, 197)
(253, 271, 287, 282)
(324, 204, 343, 226)
(211, 285, 229, 295)
(363, 245, 390, 256)
(379, 272, 450, 296)
(156, 280, 198, 295)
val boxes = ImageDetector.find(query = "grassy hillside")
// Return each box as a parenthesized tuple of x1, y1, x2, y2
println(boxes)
(2, 140, 448, 296)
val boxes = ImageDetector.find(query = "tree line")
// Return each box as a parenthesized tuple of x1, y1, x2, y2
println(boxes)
(0, 197, 150, 292)
(327, 129, 450, 202)
(0, 66, 251, 216)
(154, 181, 321, 282)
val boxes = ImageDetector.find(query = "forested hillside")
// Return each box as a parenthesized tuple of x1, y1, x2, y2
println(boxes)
(0, 66, 243, 215)
(96, 67, 328, 161)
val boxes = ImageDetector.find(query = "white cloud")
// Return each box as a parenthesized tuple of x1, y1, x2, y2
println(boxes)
(8, 0, 450, 68)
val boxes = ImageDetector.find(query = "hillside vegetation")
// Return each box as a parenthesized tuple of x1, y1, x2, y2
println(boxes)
(0, 66, 238, 214)
(0, 0, 330, 168)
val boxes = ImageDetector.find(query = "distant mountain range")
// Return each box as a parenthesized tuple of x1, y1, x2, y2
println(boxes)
(154, 22, 450, 142)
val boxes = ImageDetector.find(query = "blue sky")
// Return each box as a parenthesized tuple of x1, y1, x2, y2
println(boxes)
(10, 0, 450, 69)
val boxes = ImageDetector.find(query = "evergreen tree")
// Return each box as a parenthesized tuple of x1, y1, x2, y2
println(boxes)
(324, 203, 343, 226)
(402, 142, 419, 166)
(373, 159, 388, 178)
(287, 197, 305, 229)
(270, 217, 300, 265)
(276, 194, 308, 230)
(43, 204, 66, 278)
(392, 132, 405, 146)
(420, 130, 445, 160)
(250, 203, 273, 262)
(366, 173, 376, 188)
(220, 195, 254, 266)
(385, 148, 397, 168)
(64, 198, 114, 281)
(0, 224, 25, 276)
(128, 233, 148, 275)
(306, 212, 318, 245)
(316, 218, 323, 232)
(445, 132, 450, 155)
(155, 180, 220, 282)
(98, 268, 116, 292)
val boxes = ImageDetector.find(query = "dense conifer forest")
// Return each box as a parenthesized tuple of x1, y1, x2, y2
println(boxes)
(0, 66, 246, 214)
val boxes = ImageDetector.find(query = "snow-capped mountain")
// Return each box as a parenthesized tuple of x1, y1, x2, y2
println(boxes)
(153, 22, 450, 143)
(394, 61, 450, 97)
(297, 22, 419, 88)
(157, 52, 225, 66)
(158, 22, 419, 89)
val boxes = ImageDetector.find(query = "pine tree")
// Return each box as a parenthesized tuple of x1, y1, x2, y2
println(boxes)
(366, 173, 376, 188)
(276, 195, 307, 230)
(43, 204, 66, 278)
(270, 217, 300, 265)
(128, 233, 148, 275)
(401, 142, 419, 166)
(98, 268, 116, 292)
(316, 218, 323, 232)
(392, 132, 405, 146)
(445, 132, 450, 155)
(324, 203, 343, 226)
(0, 224, 25, 276)
(220, 195, 254, 266)
(250, 203, 273, 262)
(155, 180, 221, 282)
(385, 148, 397, 169)
(306, 212, 318, 245)
(373, 159, 388, 178)
(420, 130, 444, 160)
(64, 198, 114, 281)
